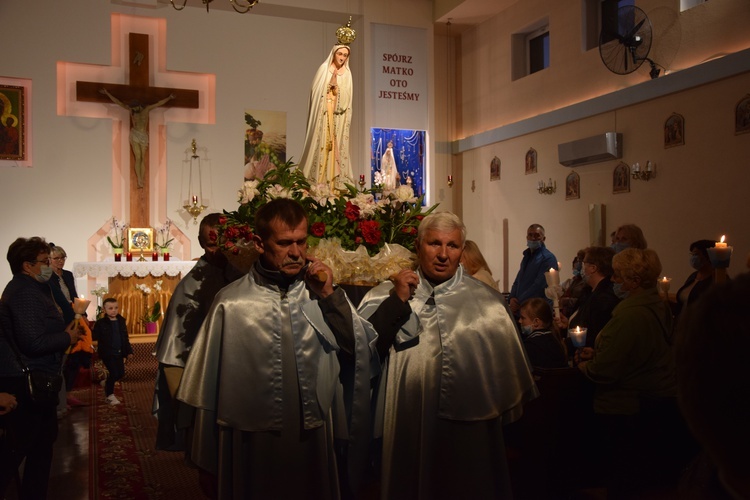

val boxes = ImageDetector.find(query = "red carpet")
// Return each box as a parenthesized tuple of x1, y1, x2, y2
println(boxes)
(88, 342, 206, 499)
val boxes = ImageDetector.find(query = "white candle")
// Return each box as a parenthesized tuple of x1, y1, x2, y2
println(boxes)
(547, 268, 559, 285)
(715, 235, 727, 249)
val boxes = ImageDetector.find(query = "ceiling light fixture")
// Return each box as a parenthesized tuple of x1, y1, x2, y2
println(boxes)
(170, 0, 259, 14)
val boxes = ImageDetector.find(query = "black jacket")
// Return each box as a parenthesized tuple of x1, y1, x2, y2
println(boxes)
(0, 274, 70, 377)
(93, 314, 133, 358)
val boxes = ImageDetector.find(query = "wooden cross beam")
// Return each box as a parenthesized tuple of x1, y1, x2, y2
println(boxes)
(76, 32, 199, 228)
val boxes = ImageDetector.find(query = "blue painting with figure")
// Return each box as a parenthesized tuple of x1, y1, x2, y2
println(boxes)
(370, 128, 426, 204)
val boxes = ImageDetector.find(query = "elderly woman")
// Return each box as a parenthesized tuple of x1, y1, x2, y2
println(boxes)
(557, 246, 619, 348)
(576, 248, 682, 496)
(0, 237, 80, 499)
(611, 223, 647, 253)
(48, 244, 93, 412)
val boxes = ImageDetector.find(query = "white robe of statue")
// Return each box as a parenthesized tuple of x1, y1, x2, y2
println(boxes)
(299, 45, 353, 189)
(380, 142, 399, 191)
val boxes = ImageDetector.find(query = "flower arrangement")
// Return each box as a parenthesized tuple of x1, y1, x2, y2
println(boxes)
(107, 216, 128, 250)
(221, 160, 438, 284)
(135, 281, 163, 325)
(155, 219, 174, 250)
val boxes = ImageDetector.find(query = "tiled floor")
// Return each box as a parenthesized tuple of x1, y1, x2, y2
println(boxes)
(4, 402, 89, 500)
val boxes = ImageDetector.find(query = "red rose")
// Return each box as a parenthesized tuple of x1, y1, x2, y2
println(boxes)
(345, 201, 360, 222)
(359, 220, 382, 246)
(311, 222, 326, 237)
(218, 216, 227, 225)
(401, 226, 417, 235)
(415, 215, 425, 221)
(224, 226, 240, 240)
(239, 225, 253, 241)
(355, 236, 363, 244)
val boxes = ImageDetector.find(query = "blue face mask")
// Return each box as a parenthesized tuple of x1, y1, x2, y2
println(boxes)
(527, 240, 541, 251)
(521, 324, 533, 336)
(611, 242, 629, 254)
(572, 268, 581, 277)
(689, 254, 702, 270)
(612, 282, 629, 299)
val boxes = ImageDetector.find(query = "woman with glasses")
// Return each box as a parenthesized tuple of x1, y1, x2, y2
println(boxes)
(0, 237, 81, 499)
(48, 244, 93, 414)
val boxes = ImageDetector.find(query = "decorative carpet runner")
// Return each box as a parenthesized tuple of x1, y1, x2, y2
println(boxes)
(89, 342, 206, 499)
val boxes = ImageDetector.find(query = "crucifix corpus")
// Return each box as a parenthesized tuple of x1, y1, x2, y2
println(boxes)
(75, 32, 199, 227)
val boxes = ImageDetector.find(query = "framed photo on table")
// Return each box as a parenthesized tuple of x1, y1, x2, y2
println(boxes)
(128, 228, 154, 253)
(0, 82, 27, 161)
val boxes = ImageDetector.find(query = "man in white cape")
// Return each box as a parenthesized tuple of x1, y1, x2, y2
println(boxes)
(177, 199, 377, 499)
(358, 212, 538, 499)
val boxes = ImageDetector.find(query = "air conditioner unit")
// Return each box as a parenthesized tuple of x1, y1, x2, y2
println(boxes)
(558, 132, 622, 167)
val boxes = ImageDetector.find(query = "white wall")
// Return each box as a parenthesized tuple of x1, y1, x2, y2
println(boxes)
(0, 0, 439, 287)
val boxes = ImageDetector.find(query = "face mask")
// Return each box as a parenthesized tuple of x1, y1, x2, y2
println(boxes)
(521, 324, 533, 336)
(572, 269, 581, 277)
(574, 261, 583, 272)
(527, 240, 541, 251)
(689, 254, 702, 270)
(612, 282, 629, 299)
(36, 265, 54, 283)
(611, 242, 629, 254)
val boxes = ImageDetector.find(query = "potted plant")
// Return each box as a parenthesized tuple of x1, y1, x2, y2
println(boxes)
(135, 281, 163, 333)
(107, 216, 128, 260)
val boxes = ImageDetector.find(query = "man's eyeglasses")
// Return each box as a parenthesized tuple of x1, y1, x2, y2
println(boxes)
(32, 258, 51, 265)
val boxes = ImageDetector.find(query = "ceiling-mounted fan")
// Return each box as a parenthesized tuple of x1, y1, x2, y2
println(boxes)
(599, 5, 661, 79)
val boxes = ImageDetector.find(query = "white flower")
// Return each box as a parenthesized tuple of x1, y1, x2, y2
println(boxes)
(238, 180, 260, 204)
(393, 185, 417, 204)
(135, 284, 152, 295)
(350, 192, 379, 218)
(309, 182, 337, 207)
(153, 280, 163, 292)
(373, 171, 384, 186)
(265, 184, 292, 200)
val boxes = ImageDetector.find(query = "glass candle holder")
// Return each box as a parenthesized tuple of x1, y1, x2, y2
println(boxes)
(569, 327, 588, 349)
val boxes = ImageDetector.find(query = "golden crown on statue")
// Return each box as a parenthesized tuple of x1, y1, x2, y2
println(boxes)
(336, 16, 356, 45)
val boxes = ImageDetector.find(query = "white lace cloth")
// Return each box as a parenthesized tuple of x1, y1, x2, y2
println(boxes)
(72, 259, 197, 279)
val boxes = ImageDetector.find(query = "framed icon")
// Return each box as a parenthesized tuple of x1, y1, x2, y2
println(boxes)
(128, 228, 154, 252)
(613, 162, 630, 194)
(565, 171, 580, 200)
(664, 113, 684, 148)
(735, 94, 750, 135)
(524, 148, 537, 174)
(0, 83, 27, 161)
(490, 156, 501, 181)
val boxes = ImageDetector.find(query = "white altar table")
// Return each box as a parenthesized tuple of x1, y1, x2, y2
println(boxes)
(73, 260, 197, 335)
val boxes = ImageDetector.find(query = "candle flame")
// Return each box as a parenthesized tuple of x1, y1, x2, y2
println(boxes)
(720, 235, 726, 243)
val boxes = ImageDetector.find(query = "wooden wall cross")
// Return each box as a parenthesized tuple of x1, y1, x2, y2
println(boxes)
(76, 32, 199, 228)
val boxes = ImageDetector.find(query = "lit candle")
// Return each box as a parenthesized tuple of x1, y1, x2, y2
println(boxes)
(152, 251, 158, 261)
(659, 276, 672, 295)
(546, 268, 560, 286)
(191, 195, 198, 205)
(569, 326, 588, 348)
(448, 175, 453, 183)
(707, 234, 732, 269)
(126, 252, 133, 262)
(359, 174, 365, 183)
(72, 297, 91, 316)
(163, 252, 170, 261)
(715, 235, 727, 249)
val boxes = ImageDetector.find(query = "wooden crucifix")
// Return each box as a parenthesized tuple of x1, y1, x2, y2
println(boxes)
(76, 32, 199, 228)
